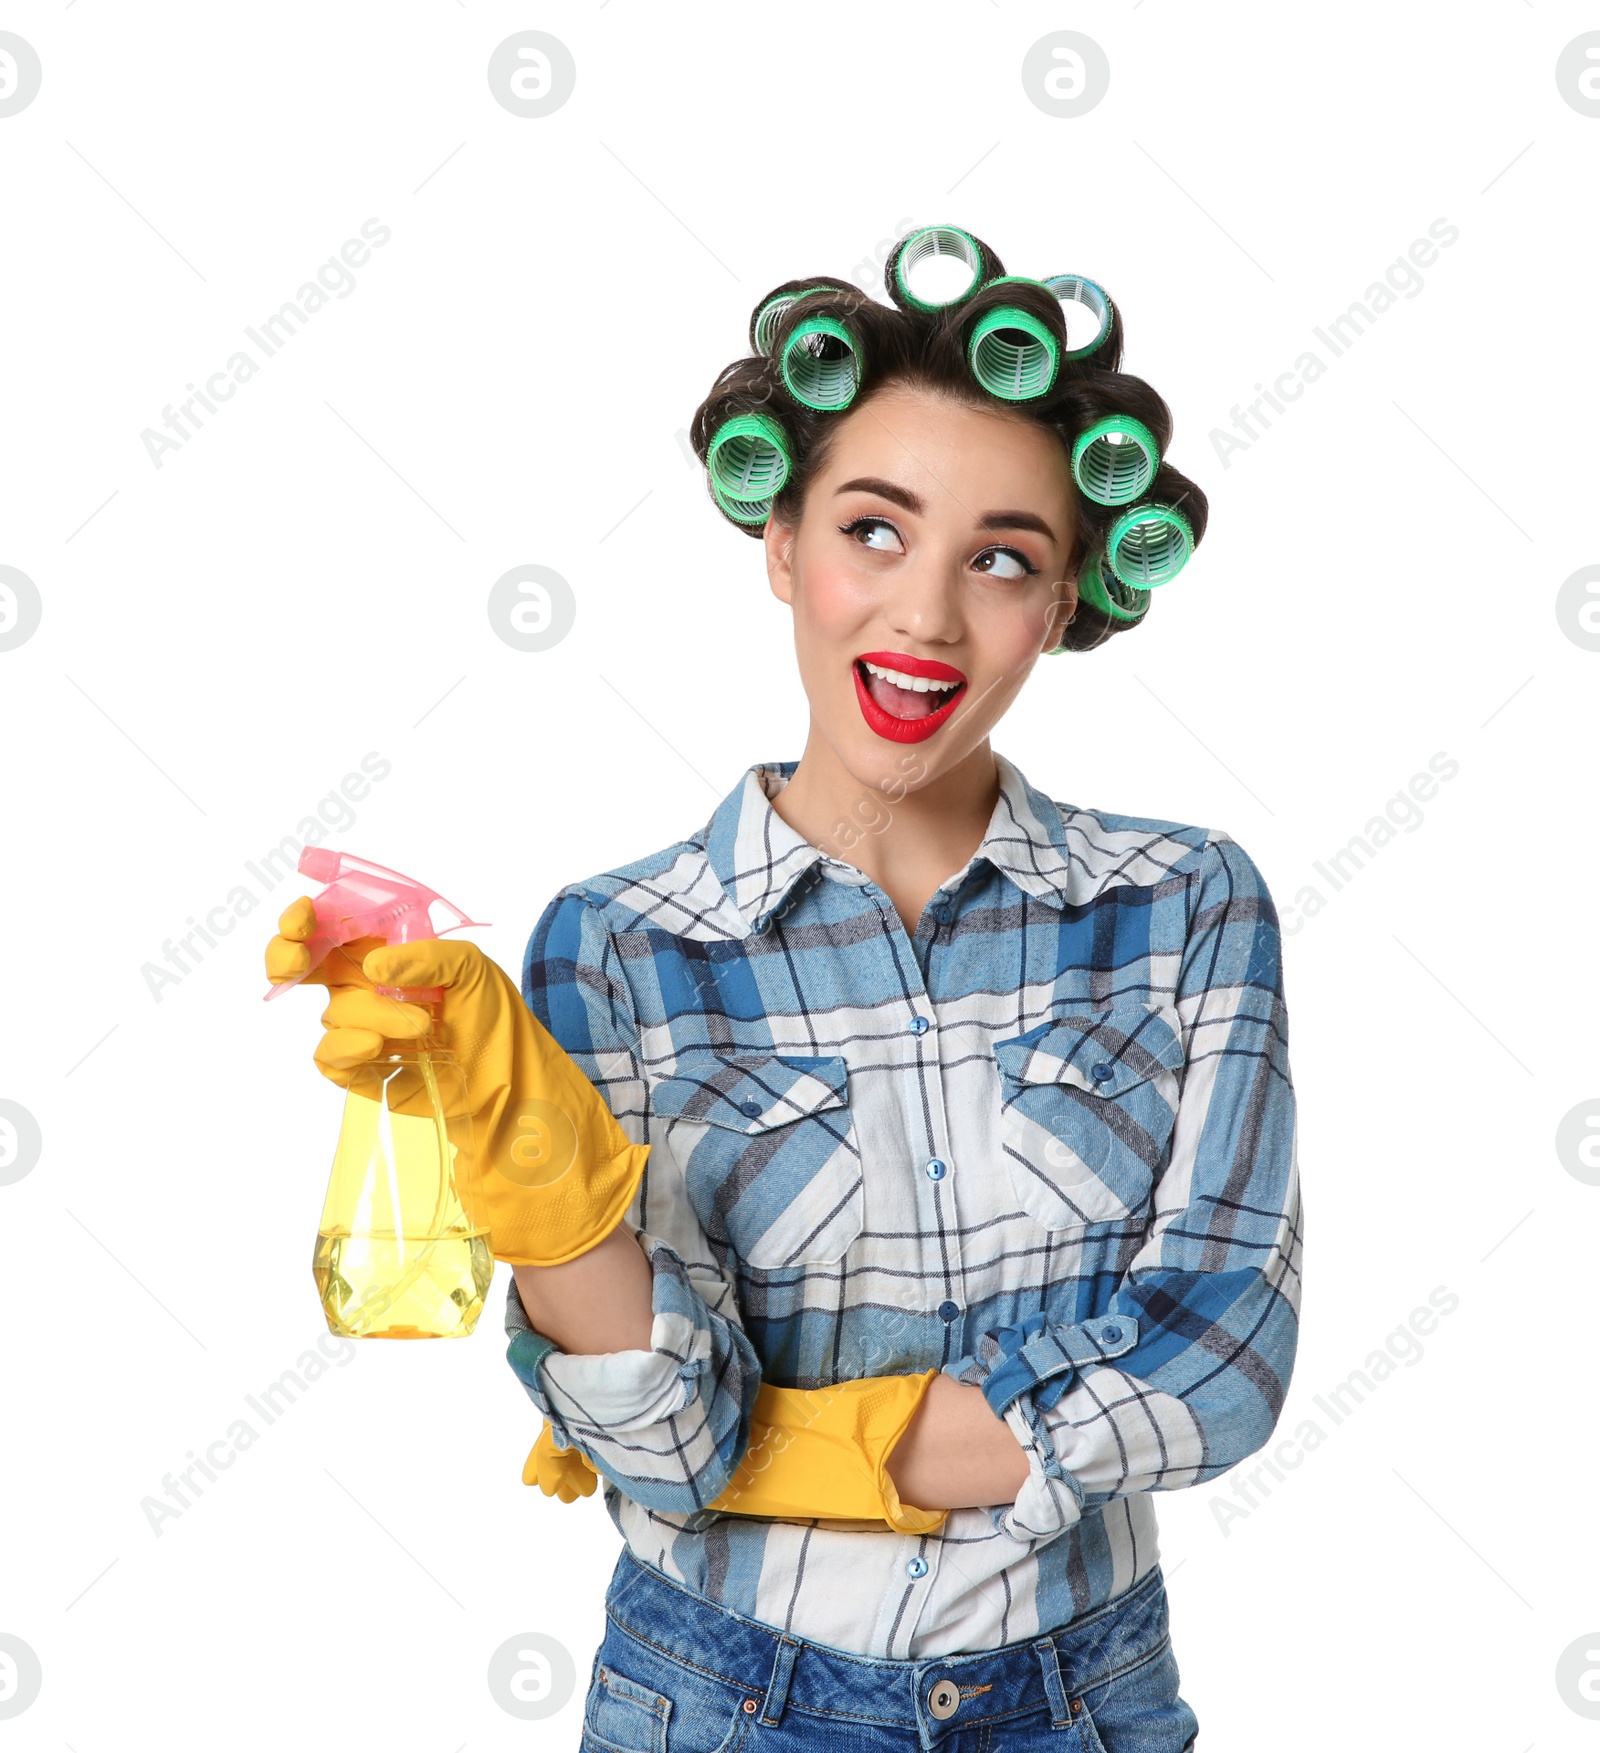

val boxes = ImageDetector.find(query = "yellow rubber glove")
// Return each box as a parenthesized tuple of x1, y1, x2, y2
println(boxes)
(524, 1422, 599, 1502)
(266, 896, 650, 1267)
(523, 1371, 948, 1535)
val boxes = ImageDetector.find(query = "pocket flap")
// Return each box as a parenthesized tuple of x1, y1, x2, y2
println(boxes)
(649, 1051, 850, 1134)
(993, 1001, 1185, 1099)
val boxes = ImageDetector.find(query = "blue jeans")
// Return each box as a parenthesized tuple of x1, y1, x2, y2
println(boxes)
(579, 1548, 1199, 1752)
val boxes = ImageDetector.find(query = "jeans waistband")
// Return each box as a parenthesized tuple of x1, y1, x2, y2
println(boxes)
(602, 1547, 1174, 1742)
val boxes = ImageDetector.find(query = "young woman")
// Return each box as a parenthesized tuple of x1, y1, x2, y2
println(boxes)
(269, 227, 1301, 1750)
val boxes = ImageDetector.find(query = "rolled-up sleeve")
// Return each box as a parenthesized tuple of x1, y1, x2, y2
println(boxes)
(954, 831, 1303, 1542)
(503, 888, 762, 1513)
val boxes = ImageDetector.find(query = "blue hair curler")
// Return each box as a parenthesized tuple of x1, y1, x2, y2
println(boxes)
(1041, 273, 1114, 361)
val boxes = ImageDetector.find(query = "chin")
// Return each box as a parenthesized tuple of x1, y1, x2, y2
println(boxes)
(834, 708, 979, 795)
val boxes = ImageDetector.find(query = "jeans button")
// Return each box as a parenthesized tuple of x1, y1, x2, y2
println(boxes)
(928, 1679, 960, 1720)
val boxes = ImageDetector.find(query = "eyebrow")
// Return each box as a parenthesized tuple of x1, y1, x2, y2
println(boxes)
(834, 476, 1059, 543)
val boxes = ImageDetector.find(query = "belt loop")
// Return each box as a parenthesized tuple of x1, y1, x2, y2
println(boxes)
(760, 1635, 800, 1726)
(1032, 1636, 1071, 1728)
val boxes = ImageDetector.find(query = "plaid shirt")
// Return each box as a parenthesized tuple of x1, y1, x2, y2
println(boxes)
(505, 752, 1302, 1659)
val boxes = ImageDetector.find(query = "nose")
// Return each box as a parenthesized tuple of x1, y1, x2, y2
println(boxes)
(882, 548, 965, 647)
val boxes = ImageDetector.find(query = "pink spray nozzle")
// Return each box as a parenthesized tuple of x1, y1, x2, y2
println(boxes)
(262, 848, 489, 1003)
(298, 847, 342, 884)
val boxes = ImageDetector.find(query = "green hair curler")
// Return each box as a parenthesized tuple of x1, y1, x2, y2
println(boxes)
(710, 479, 776, 525)
(779, 313, 862, 411)
(753, 286, 835, 356)
(1046, 549, 1152, 652)
(1106, 502, 1193, 587)
(1076, 547, 1152, 626)
(1071, 414, 1160, 507)
(892, 224, 987, 311)
(1041, 274, 1114, 361)
(967, 296, 1060, 402)
(707, 410, 792, 522)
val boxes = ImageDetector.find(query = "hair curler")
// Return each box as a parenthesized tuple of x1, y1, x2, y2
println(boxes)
(707, 410, 793, 524)
(1077, 547, 1153, 627)
(752, 285, 837, 356)
(262, 848, 488, 1006)
(1041, 273, 1115, 361)
(889, 224, 989, 312)
(1047, 549, 1150, 653)
(1106, 502, 1194, 588)
(779, 313, 863, 411)
(967, 286, 1060, 402)
(1072, 414, 1161, 507)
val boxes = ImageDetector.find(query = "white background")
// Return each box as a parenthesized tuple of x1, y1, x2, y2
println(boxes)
(2, 3, 1596, 1747)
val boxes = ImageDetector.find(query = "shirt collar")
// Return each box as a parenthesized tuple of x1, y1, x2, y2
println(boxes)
(699, 752, 1079, 935)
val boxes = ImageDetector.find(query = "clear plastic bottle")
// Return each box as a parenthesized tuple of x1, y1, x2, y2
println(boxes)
(266, 849, 493, 1338)
(312, 1035, 492, 1338)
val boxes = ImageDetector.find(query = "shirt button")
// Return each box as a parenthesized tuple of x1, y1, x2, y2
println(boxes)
(739, 1100, 763, 1118)
(938, 1300, 960, 1324)
(908, 1014, 930, 1036)
(1090, 1062, 1114, 1084)
(1102, 1323, 1122, 1343)
(906, 1556, 929, 1578)
(925, 1158, 948, 1181)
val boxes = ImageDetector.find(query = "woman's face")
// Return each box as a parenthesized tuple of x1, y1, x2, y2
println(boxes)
(765, 380, 1080, 796)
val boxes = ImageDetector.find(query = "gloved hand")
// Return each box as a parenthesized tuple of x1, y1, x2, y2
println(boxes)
(523, 1372, 948, 1534)
(266, 896, 650, 1267)
(524, 1422, 599, 1502)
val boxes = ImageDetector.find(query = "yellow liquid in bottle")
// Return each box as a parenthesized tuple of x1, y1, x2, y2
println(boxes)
(313, 1228, 493, 1339)
(315, 1046, 492, 1339)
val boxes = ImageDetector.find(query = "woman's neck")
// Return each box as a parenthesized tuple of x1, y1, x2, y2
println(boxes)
(770, 732, 1000, 936)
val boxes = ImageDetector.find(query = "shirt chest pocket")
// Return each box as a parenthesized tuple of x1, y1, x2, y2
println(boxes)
(991, 1000, 1187, 1233)
(647, 1051, 863, 1270)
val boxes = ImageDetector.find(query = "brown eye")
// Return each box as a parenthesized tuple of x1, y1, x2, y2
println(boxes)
(974, 546, 1037, 580)
(839, 516, 904, 553)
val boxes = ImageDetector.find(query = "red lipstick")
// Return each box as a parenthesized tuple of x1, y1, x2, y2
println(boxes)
(852, 649, 969, 745)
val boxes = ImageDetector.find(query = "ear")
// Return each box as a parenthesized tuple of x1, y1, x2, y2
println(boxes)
(764, 510, 797, 606)
(1040, 571, 1079, 655)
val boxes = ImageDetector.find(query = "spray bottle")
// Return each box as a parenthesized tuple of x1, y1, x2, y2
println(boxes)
(264, 848, 493, 1339)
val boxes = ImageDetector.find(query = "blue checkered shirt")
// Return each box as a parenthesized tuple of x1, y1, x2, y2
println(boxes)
(504, 752, 1302, 1658)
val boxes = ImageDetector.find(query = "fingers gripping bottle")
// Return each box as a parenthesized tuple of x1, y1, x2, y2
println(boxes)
(264, 849, 493, 1339)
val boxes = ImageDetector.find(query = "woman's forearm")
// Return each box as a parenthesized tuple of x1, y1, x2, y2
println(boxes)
(510, 1233, 1032, 1512)
(511, 1225, 655, 1356)
(884, 1372, 1031, 1510)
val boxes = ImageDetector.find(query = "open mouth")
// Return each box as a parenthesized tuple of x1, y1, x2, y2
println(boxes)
(852, 650, 968, 744)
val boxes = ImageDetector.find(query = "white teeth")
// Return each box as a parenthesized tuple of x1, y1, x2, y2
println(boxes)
(862, 660, 960, 693)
